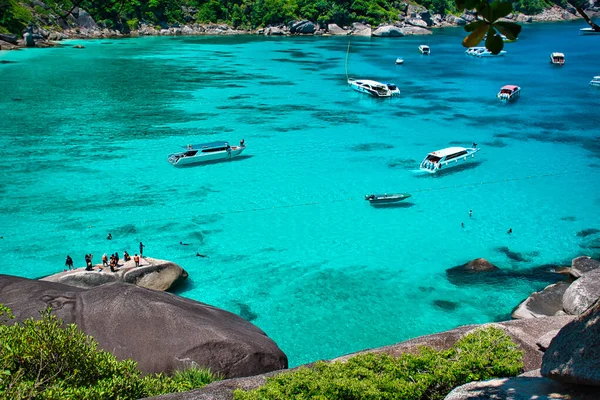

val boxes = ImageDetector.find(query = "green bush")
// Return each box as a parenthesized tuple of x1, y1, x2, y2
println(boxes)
(127, 17, 139, 30)
(0, 304, 220, 399)
(234, 327, 523, 400)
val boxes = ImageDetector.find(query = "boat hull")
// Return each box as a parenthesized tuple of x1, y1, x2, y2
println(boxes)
(366, 194, 411, 203)
(580, 28, 600, 35)
(169, 147, 245, 166)
(348, 80, 392, 97)
(419, 148, 480, 173)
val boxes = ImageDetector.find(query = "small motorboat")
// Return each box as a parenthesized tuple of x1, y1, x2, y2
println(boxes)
(348, 79, 399, 97)
(365, 193, 411, 204)
(550, 52, 565, 65)
(590, 76, 600, 87)
(167, 140, 246, 166)
(418, 45, 430, 55)
(497, 85, 521, 103)
(395, 58, 404, 65)
(466, 47, 507, 57)
(579, 27, 600, 35)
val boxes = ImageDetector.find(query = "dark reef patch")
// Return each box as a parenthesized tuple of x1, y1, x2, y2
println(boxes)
(388, 158, 417, 169)
(351, 143, 394, 152)
(1, 60, 17, 64)
(433, 300, 459, 311)
(495, 246, 539, 263)
(561, 216, 577, 222)
(482, 139, 508, 148)
(236, 302, 258, 322)
(577, 228, 600, 238)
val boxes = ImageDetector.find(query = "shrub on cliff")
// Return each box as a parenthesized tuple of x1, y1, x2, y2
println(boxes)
(0, 304, 220, 399)
(234, 326, 523, 400)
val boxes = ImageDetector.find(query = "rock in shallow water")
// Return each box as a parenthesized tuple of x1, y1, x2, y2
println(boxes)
(0, 275, 288, 378)
(562, 269, 600, 315)
(512, 281, 570, 319)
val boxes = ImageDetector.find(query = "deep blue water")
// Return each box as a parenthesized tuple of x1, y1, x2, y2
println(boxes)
(1, 21, 599, 366)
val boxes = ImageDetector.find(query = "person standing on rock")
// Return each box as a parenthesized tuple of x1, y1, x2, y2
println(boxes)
(65, 255, 74, 270)
(133, 253, 140, 267)
(139, 242, 145, 257)
(85, 254, 93, 271)
(123, 251, 131, 262)
(102, 253, 108, 268)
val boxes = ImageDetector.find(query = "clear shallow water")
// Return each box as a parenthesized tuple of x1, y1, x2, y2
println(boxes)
(1, 21, 600, 367)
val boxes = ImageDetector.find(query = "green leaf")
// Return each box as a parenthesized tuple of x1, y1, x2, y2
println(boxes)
(464, 20, 485, 32)
(494, 21, 522, 40)
(490, 1, 513, 22)
(463, 24, 488, 47)
(485, 27, 504, 54)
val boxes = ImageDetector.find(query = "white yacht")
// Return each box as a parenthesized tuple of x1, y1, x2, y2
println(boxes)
(418, 45, 430, 55)
(168, 140, 246, 166)
(348, 79, 400, 97)
(550, 52, 565, 65)
(497, 85, 521, 103)
(579, 27, 600, 35)
(419, 146, 480, 173)
(395, 58, 404, 65)
(590, 76, 600, 87)
(466, 47, 506, 57)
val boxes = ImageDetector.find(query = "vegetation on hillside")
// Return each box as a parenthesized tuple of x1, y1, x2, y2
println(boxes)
(234, 326, 524, 400)
(0, 0, 588, 35)
(0, 304, 220, 399)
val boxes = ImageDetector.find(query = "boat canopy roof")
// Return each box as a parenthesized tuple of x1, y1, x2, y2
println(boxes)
(551, 52, 565, 57)
(354, 79, 386, 87)
(183, 141, 229, 150)
(420, 45, 430, 48)
(500, 85, 519, 91)
(429, 147, 468, 158)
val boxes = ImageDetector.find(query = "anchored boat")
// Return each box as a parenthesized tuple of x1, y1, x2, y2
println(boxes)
(168, 140, 246, 166)
(550, 52, 565, 65)
(348, 79, 400, 97)
(419, 146, 480, 173)
(497, 85, 521, 103)
(365, 193, 412, 204)
(418, 45, 430, 55)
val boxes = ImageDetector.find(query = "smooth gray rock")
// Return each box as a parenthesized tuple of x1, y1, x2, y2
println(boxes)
(290, 20, 315, 34)
(419, 11, 434, 26)
(327, 23, 347, 35)
(351, 22, 371, 36)
(406, 18, 428, 28)
(372, 25, 404, 37)
(23, 32, 35, 47)
(0, 33, 18, 44)
(512, 281, 570, 319)
(536, 330, 560, 351)
(402, 25, 433, 35)
(570, 256, 600, 279)
(0, 275, 288, 378)
(444, 375, 599, 400)
(445, 15, 466, 25)
(76, 9, 98, 29)
(542, 299, 600, 386)
(41, 257, 188, 292)
(562, 269, 600, 315)
(515, 14, 533, 22)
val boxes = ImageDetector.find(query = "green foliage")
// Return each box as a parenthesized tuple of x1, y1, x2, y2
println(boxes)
(127, 17, 140, 30)
(0, 304, 220, 399)
(0, 0, 32, 35)
(234, 327, 524, 400)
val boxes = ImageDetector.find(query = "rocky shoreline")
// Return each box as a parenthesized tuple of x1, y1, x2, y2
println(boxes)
(1, 5, 598, 51)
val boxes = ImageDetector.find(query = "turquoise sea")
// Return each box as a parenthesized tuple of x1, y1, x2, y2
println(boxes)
(1, 21, 600, 367)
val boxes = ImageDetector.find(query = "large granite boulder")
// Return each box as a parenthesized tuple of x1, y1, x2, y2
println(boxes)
(0, 275, 287, 378)
(23, 32, 35, 47)
(351, 22, 371, 36)
(570, 256, 600, 279)
(290, 20, 315, 34)
(515, 14, 533, 23)
(512, 281, 570, 319)
(446, 258, 500, 285)
(541, 299, 600, 386)
(327, 23, 348, 35)
(402, 26, 433, 36)
(445, 15, 466, 25)
(41, 257, 188, 292)
(419, 11, 434, 26)
(562, 268, 600, 315)
(147, 317, 575, 399)
(372, 25, 404, 37)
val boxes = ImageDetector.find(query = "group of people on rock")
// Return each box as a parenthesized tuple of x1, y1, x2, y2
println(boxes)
(64, 239, 146, 272)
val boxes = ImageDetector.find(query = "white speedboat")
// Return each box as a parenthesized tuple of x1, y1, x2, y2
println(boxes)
(497, 85, 521, 103)
(579, 27, 600, 35)
(466, 47, 506, 57)
(168, 140, 246, 166)
(418, 45, 430, 55)
(550, 52, 565, 65)
(395, 58, 404, 65)
(348, 79, 399, 97)
(419, 146, 480, 173)
(365, 193, 411, 204)
(590, 76, 600, 87)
